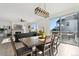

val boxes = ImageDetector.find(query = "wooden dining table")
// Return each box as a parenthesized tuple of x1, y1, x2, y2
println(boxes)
(19, 35, 54, 56)
(20, 36, 45, 47)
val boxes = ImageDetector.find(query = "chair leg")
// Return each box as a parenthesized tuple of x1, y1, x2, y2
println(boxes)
(51, 46, 54, 56)
(42, 51, 45, 56)
(31, 52, 32, 56)
(49, 49, 52, 56)
(51, 45, 54, 56)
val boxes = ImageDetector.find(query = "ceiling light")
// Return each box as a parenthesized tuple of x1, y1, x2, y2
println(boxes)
(34, 7, 49, 18)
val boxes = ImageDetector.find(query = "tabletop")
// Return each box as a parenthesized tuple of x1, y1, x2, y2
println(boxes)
(20, 36, 45, 47)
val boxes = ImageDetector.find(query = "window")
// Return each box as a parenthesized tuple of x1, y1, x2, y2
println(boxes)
(31, 24, 38, 32)
(49, 19, 58, 30)
(66, 22, 69, 26)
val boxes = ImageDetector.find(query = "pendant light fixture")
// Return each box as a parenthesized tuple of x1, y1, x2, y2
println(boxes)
(20, 18, 25, 22)
(34, 4, 49, 18)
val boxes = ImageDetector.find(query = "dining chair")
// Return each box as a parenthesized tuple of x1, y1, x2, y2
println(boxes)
(10, 36, 33, 56)
(51, 33, 60, 56)
(36, 36, 52, 56)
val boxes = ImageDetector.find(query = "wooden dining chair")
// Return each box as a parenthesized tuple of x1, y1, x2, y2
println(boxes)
(36, 36, 52, 56)
(10, 37, 33, 56)
(51, 33, 60, 56)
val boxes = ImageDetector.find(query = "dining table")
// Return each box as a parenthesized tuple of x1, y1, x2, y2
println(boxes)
(19, 36, 46, 56)
(20, 36, 45, 47)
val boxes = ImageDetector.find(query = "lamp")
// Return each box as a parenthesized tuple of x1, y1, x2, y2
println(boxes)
(34, 7, 49, 18)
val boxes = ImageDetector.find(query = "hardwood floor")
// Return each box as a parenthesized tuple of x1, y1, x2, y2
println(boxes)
(0, 37, 25, 56)
(0, 37, 79, 56)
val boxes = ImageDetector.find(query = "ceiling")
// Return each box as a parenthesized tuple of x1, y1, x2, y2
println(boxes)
(0, 3, 79, 23)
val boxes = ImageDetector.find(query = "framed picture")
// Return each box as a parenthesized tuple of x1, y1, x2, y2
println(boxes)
(13, 24, 23, 30)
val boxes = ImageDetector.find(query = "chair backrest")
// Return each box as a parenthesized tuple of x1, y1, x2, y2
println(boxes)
(10, 37, 17, 56)
(51, 34, 55, 42)
(53, 33, 59, 45)
(43, 36, 52, 50)
(45, 36, 52, 44)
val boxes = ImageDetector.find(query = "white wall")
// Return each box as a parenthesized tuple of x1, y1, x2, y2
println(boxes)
(37, 19, 51, 35)
(0, 20, 11, 27)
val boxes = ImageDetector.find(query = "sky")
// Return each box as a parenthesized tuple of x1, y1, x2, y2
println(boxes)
(49, 18, 58, 30)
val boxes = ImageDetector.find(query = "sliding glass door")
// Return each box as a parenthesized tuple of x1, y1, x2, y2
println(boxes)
(59, 13, 78, 46)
